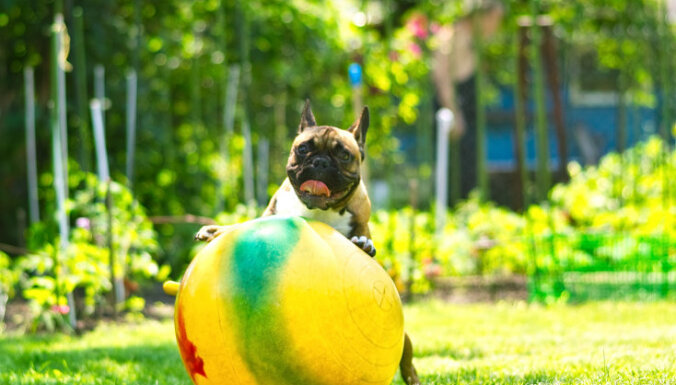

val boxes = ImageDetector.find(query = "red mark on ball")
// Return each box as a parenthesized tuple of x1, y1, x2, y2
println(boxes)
(176, 300, 207, 381)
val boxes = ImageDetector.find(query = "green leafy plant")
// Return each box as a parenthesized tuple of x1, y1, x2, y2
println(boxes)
(0, 251, 21, 331)
(17, 168, 166, 332)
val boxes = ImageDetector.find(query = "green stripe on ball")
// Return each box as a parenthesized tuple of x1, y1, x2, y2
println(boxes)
(228, 217, 323, 385)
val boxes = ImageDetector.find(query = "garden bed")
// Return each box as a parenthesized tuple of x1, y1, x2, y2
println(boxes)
(429, 275, 528, 303)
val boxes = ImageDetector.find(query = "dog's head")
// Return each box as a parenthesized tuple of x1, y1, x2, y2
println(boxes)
(286, 100, 368, 210)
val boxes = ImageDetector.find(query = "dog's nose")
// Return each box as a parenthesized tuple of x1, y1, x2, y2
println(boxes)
(312, 157, 330, 169)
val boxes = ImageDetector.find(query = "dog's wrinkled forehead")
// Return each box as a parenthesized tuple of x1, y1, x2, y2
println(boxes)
(293, 125, 360, 155)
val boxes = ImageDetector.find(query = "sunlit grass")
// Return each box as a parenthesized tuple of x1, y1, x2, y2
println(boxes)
(1, 301, 675, 384)
(400, 301, 676, 384)
(0, 320, 184, 384)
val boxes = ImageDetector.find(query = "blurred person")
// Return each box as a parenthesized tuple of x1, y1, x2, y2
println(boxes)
(432, 0, 504, 200)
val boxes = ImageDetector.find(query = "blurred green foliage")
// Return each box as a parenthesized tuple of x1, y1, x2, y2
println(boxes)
(375, 136, 673, 296)
(0, 0, 673, 326)
(2, 0, 673, 248)
(12, 168, 165, 332)
(0, 251, 21, 331)
(551, 136, 675, 235)
(0, 136, 672, 328)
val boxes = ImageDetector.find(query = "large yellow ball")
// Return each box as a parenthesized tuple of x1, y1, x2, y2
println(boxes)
(173, 216, 404, 385)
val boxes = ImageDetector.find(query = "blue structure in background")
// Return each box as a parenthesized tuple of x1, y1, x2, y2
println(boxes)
(484, 86, 659, 171)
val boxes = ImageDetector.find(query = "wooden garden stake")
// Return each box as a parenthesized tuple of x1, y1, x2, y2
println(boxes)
(72, 7, 92, 173)
(541, 22, 567, 179)
(528, 0, 551, 202)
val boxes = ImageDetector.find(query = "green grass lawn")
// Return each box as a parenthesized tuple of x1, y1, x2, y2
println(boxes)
(1, 301, 675, 384)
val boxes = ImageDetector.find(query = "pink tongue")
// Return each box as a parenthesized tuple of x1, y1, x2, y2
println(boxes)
(300, 180, 331, 197)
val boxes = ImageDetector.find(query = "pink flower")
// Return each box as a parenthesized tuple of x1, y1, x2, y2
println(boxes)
(51, 304, 70, 314)
(407, 14, 428, 40)
(76, 217, 90, 230)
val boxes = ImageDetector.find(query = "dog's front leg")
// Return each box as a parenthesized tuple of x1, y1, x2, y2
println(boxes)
(194, 225, 228, 243)
(348, 222, 376, 257)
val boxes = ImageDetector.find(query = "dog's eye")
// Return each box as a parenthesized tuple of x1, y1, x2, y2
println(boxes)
(339, 150, 351, 161)
(298, 143, 309, 155)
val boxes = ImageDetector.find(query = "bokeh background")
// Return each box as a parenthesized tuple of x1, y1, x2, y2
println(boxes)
(0, 0, 674, 331)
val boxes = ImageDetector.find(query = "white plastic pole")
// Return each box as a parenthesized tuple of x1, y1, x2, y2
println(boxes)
(56, 14, 69, 199)
(125, 70, 137, 187)
(51, 13, 77, 329)
(94, 65, 106, 123)
(435, 108, 454, 234)
(91, 99, 125, 306)
(24, 67, 39, 224)
(90, 99, 110, 182)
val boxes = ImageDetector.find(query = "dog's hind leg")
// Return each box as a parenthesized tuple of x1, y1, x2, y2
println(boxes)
(400, 333, 420, 385)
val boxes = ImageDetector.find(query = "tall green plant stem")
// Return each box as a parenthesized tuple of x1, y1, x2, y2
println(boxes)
(529, 1, 550, 202)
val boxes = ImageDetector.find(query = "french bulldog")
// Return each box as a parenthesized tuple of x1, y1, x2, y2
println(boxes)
(195, 100, 420, 385)
(262, 99, 375, 256)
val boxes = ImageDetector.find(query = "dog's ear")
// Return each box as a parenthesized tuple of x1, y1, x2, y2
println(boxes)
(349, 106, 369, 159)
(299, 99, 317, 132)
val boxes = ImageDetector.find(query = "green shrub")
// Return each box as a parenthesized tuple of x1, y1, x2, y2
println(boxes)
(550, 136, 674, 237)
(0, 251, 21, 330)
(370, 136, 674, 295)
(16, 169, 166, 332)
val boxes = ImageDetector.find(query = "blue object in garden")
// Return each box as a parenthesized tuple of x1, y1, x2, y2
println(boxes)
(348, 63, 362, 87)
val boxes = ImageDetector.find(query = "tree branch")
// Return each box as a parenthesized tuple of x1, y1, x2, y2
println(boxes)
(148, 215, 217, 226)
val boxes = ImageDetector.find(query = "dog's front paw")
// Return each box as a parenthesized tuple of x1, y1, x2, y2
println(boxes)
(350, 236, 376, 257)
(194, 225, 225, 243)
